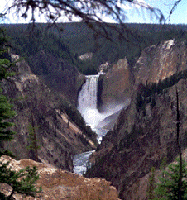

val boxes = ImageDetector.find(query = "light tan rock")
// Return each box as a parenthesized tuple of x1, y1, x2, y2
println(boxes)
(0, 156, 120, 200)
(135, 40, 187, 84)
(0, 183, 13, 198)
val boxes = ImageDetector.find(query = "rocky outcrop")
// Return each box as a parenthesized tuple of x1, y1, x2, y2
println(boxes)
(0, 155, 120, 200)
(98, 62, 110, 74)
(79, 52, 93, 61)
(86, 41, 187, 199)
(2, 57, 97, 172)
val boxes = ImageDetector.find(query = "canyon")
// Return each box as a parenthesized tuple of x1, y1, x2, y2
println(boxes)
(1, 24, 187, 200)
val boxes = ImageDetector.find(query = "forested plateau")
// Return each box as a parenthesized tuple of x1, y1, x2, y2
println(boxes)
(2, 22, 187, 76)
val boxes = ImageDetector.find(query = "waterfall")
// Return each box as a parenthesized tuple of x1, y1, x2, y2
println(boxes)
(78, 75, 100, 129)
(77, 74, 126, 137)
(78, 75, 99, 112)
(74, 74, 100, 174)
(74, 74, 128, 174)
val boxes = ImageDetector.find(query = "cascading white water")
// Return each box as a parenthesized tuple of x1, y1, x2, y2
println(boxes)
(78, 74, 126, 132)
(78, 75, 99, 111)
(74, 74, 128, 174)
(78, 74, 103, 129)
(74, 75, 100, 174)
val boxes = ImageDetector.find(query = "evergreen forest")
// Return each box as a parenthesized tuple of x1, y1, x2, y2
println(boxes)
(2, 22, 187, 75)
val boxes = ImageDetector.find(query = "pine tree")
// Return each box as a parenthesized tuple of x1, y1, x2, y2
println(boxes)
(0, 28, 16, 152)
(0, 27, 42, 199)
(154, 158, 187, 200)
(152, 87, 186, 200)
(0, 88, 16, 141)
(147, 167, 156, 200)
(0, 162, 42, 199)
(27, 123, 41, 162)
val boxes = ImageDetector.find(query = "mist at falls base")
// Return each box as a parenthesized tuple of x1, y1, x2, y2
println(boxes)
(73, 74, 128, 174)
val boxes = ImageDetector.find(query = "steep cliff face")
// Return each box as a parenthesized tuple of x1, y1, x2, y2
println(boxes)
(98, 58, 133, 111)
(86, 41, 187, 199)
(134, 40, 187, 84)
(99, 40, 187, 110)
(29, 50, 85, 105)
(0, 155, 120, 200)
(2, 57, 97, 172)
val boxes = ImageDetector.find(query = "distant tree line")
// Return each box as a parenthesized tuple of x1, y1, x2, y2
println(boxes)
(2, 22, 187, 75)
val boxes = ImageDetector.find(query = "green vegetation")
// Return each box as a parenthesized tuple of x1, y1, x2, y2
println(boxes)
(2, 22, 187, 75)
(0, 28, 16, 151)
(153, 158, 187, 200)
(146, 158, 187, 200)
(0, 27, 41, 199)
(0, 93, 16, 145)
(147, 167, 156, 199)
(0, 163, 41, 199)
(26, 124, 41, 162)
(136, 69, 187, 113)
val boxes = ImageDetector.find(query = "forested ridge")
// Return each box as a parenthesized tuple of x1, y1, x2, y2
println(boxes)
(1, 22, 187, 75)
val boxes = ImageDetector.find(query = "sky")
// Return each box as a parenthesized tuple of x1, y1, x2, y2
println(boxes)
(0, 0, 187, 24)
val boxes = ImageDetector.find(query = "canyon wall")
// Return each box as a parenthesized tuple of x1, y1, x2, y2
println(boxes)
(29, 50, 85, 106)
(134, 40, 187, 84)
(98, 40, 187, 110)
(1, 57, 97, 172)
(86, 40, 187, 199)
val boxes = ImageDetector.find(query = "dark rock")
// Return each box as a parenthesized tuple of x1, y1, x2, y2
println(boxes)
(28, 50, 85, 105)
